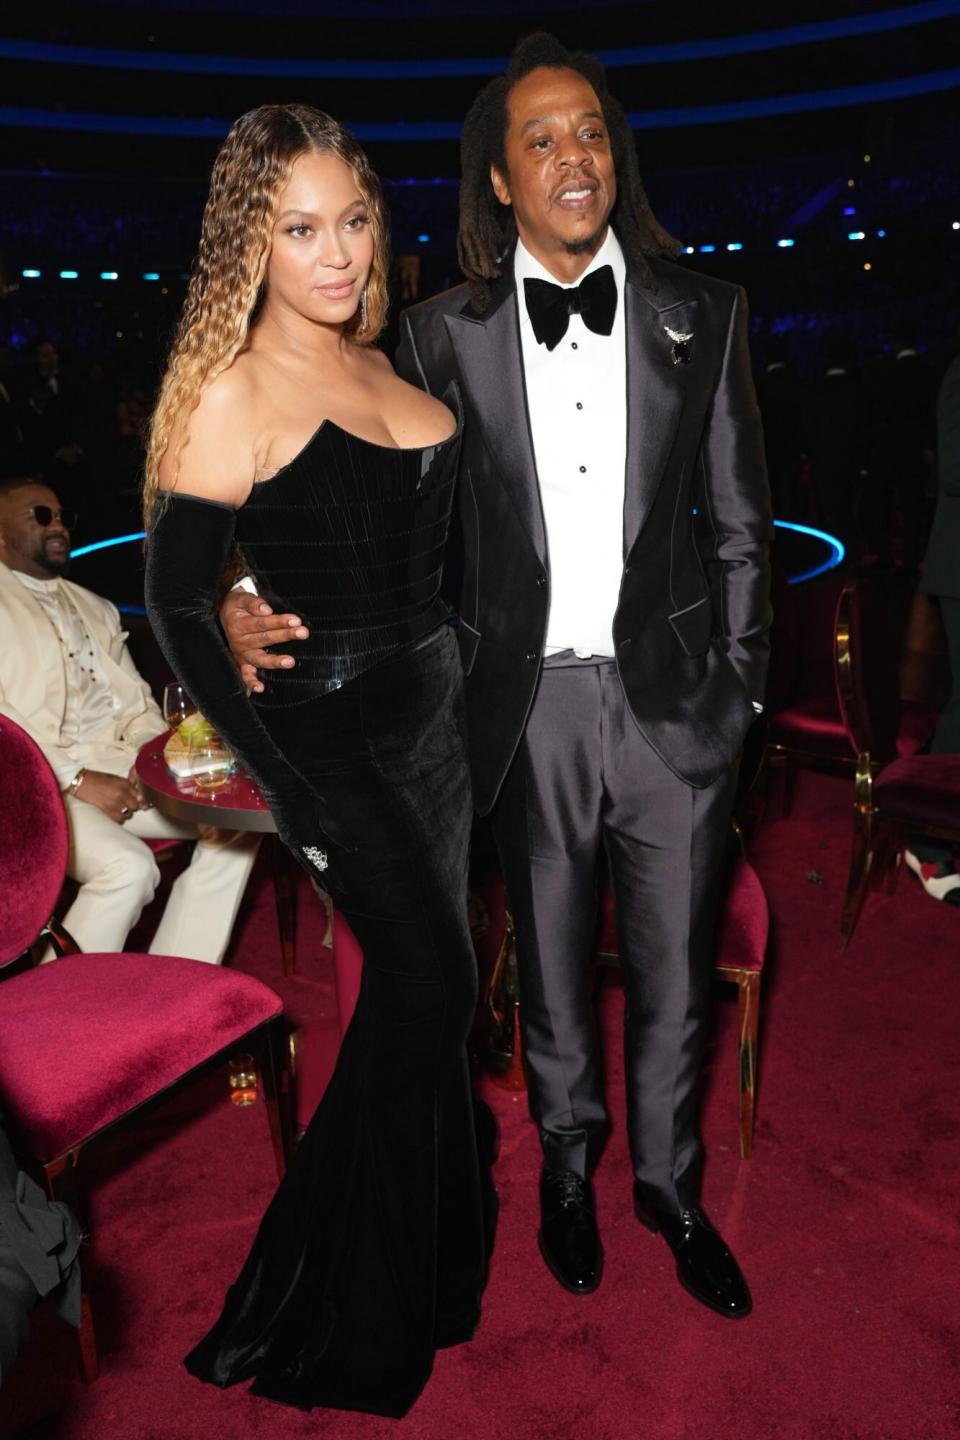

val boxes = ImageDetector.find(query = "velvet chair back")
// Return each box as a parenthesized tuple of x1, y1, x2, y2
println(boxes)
(834, 579, 899, 764)
(0, 715, 69, 966)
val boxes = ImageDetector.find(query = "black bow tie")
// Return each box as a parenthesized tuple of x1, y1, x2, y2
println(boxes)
(523, 265, 618, 351)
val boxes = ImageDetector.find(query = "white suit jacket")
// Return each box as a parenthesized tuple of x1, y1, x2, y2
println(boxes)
(0, 561, 166, 785)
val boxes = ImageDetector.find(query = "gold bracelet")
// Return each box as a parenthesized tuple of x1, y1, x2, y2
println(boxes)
(65, 767, 86, 797)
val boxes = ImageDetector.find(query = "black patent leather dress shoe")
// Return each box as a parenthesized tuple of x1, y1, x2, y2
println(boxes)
(538, 1169, 603, 1295)
(634, 1189, 752, 1319)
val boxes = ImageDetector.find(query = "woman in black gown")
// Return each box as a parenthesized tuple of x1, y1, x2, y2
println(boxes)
(142, 104, 491, 1418)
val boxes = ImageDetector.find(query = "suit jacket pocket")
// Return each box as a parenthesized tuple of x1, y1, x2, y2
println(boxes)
(668, 596, 712, 657)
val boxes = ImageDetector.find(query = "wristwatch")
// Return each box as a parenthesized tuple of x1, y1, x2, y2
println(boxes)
(65, 767, 86, 797)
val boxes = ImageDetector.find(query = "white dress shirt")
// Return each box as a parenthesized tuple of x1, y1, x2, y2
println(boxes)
(515, 229, 627, 657)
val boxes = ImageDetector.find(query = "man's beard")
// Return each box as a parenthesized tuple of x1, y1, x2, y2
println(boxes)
(38, 541, 70, 576)
(562, 226, 607, 257)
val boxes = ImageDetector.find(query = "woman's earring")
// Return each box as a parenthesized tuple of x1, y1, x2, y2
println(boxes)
(359, 286, 368, 333)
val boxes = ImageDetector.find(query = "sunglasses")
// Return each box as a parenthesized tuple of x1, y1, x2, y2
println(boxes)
(30, 505, 78, 529)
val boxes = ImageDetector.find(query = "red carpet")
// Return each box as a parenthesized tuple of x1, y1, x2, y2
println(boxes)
(3, 770, 959, 1440)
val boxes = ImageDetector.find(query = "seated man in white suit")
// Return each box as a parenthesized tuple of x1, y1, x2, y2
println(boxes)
(0, 475, 258, 962)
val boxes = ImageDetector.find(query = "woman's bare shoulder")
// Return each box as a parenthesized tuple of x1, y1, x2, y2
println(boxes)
(158, 364, 260, 503)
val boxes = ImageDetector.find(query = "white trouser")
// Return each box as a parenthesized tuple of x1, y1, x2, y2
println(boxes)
(55, 796, 260, 964)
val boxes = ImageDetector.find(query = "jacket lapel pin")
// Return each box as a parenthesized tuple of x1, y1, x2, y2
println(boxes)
(663, 324, 694, 366)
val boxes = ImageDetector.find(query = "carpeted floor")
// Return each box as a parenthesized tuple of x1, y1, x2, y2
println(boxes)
(3, 769, 958, 1440)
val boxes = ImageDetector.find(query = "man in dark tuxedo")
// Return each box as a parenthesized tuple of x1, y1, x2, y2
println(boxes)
(225, 34, 771, 1319)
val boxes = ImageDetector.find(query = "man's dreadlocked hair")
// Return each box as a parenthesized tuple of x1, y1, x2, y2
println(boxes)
(458, 32, 679, 311)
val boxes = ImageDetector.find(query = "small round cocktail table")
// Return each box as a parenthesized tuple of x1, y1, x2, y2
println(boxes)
(135, 732, 278, 833)
(135, 735, 362, 1030)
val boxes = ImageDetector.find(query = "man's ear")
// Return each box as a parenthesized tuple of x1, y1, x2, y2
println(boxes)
(490, 164, 511, 208)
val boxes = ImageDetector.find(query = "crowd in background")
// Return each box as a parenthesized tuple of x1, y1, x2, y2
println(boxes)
(0, 135, 958, 562)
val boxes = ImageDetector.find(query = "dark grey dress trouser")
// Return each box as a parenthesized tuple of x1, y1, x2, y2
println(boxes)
(491, 656, 736, 1215)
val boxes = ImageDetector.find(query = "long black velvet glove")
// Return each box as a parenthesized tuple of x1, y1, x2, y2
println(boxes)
(144, 494, 325, 857)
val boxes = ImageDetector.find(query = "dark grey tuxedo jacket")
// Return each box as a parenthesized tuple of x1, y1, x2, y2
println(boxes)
(396, 250, 772, 814)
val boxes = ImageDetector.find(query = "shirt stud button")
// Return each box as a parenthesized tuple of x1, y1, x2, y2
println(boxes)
(525, 649, 538, 663)
(576, 402, 583, 410)
(571, 342, 578, 350)
(579, 465, 587, 473)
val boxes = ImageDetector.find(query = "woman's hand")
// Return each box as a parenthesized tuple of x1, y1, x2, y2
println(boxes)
(219, 591, 310, 693)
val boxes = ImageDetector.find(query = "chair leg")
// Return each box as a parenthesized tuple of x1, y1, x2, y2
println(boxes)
(270, 835, 298, 977)
(737, 973, 760, 1160)
(839, 764, 875, 950)
(478, 911, 526, 1092)
(76, 1292, 99, 1383)
(257, 1020, 294, 1181)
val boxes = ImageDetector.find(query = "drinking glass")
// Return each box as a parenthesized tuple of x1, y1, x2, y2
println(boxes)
(188, 733, 236, 790)
(163, 682, 195, 730)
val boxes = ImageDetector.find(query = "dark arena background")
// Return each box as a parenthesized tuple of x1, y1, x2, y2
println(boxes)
(2, 0, 959, 560)
(2, 6, 960, 1440)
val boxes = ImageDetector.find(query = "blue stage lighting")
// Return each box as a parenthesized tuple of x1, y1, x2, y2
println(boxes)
(21, 268, 41, 278)
(5, 4, 960, 76)
(143, 272, 160, 280)
(59, 270, 78, 279)
(71, 531, 146, 559)
(848, 231, 866, 240)
(726, 242, 743, 251)
(6, 62, 960, 139)
(682, 246, 695, 255)
(877, 229, 886, 237)
(417, 233, 430, 242)
(100, 271, 118, 280)
(774, 520, 845, 585)
(72, 521, 843, 587)
(699, 244, 716, 253)
(777, 239, 795, 248)
(843, 206, 856, 215)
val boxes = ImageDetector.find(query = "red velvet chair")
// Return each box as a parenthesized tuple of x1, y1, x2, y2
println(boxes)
(761, 577, 935, 817)
(595, 858, 769, 1160)
(478, 858, 770, 1160)
(839, 755, 960, 946)
(0, 714, 293, 1379)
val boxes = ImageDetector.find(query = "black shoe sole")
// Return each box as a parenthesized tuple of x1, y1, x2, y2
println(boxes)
(536, 1230, 604, 1296)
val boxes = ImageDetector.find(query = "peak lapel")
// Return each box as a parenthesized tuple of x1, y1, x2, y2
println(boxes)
(624, 275, 699, 555)
(444, 282, 546, 563)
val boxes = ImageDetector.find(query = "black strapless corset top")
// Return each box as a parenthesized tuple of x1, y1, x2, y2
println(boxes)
(237, 383, 463, 705)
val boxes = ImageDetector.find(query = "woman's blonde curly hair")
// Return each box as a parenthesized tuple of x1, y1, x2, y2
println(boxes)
(143, 103, 389, 525)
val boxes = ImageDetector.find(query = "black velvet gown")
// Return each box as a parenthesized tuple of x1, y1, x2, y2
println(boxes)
(144, 391, 493, 1418)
